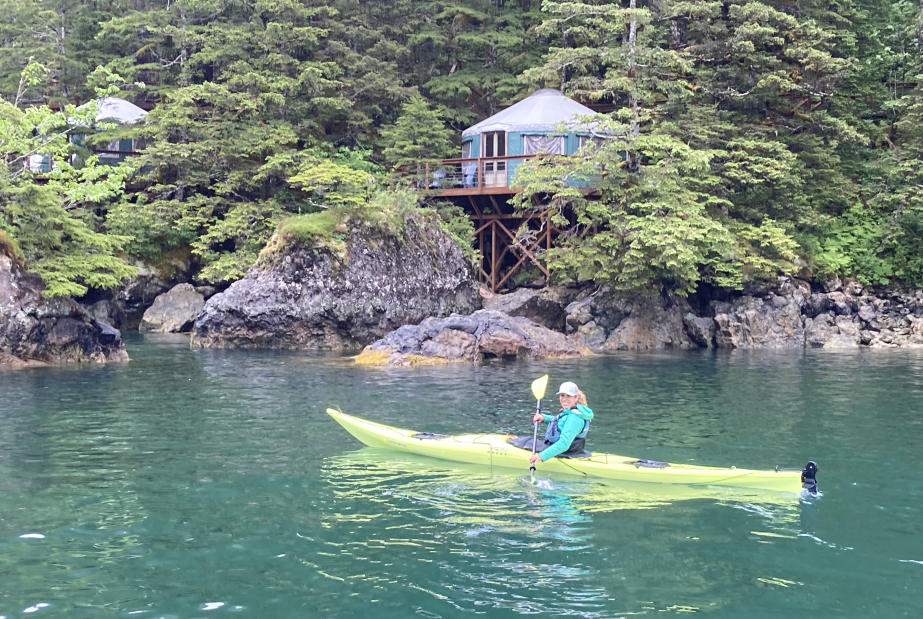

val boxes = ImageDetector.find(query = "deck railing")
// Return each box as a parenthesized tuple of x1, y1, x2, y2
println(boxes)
(396, 154, 604, 196)
(397, 155, 540, 194)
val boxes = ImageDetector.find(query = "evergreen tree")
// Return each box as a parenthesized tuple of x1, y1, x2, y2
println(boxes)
(871, 0, 923, 284)
(381, 95, 455, 178)
(103, 0, 399, 283)
(0, 65, 135, 297)
(514, 0, 856, 295)
(0, 0, 921, 292)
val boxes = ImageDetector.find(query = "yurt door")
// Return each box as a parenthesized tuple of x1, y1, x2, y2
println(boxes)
(483, 131, 506, 187)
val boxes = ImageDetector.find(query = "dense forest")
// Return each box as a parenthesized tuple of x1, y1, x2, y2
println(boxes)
(1, 0, 923, 298)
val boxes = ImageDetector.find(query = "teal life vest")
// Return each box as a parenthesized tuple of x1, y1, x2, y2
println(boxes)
(544, 406, 591, 455)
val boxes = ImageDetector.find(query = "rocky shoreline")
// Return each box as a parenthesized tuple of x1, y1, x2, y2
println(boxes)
(8, 203, 923, 368)
(356, 309, 589, 365)
(485, 277, 923, 351)
(190, 209, 479, 349)
(0, 254, 128, 367)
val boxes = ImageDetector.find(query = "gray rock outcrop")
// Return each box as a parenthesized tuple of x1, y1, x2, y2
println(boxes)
(683, 313, 717, 348)
(548, 276, 923, 351)
(356, 310, 589, 365)
(711, 280, 808, 349)
(77, 247, 216, 330)
(482, 286, 702, 352)
(110, 265, 172, 329)
(190, 209, 480, 349)
(481, 286, 580, 331)
(140, 283, 205, 333)
(1, 253, 128, 367)
(594, 295, 698, 350)
(729, 279, 923, 349)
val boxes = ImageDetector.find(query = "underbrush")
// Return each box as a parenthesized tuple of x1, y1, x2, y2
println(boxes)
(0, 230, 24, 264)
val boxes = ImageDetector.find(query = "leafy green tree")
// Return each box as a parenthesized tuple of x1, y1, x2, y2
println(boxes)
(0, 65, 135, 297)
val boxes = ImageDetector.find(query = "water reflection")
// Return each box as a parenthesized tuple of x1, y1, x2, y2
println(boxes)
(2, 340, 922, 617)
(317, 448, 807, 616)
(325, 448, 806, 515)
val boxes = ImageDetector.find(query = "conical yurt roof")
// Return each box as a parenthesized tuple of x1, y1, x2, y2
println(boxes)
(95, 97, 148, 124)
(461, 89, 595, 138)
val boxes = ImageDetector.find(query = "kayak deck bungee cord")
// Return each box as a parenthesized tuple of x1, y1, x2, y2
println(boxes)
(326, 409, 818, 494)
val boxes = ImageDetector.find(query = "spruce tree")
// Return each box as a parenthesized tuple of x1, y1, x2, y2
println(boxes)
(381, 95, 456, 182)
(514, 0, 857, 295)
(0, 66, 135, 297)
(872, 0, 923, 284)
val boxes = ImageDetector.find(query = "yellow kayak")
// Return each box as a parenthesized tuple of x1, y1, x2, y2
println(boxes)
(324, 448, 806, 513)
(326, 409, 817, 493)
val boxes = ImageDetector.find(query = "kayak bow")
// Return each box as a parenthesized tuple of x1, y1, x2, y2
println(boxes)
(326, 409, 817, 493)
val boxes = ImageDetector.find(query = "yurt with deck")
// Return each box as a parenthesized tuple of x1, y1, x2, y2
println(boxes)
(27, 97, 149, 173)
(459, 88, 599, 189)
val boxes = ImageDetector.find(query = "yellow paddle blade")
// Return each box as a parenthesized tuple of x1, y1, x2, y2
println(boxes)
(531, 375, 549, 400)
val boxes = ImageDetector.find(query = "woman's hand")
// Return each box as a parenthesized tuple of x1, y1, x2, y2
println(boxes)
(529, 454, 541, 464)
(532, 413, 544, 424)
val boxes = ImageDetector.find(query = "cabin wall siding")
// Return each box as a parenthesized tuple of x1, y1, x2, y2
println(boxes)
(459, 131, 598, 189)
(464, 136, 480, 158)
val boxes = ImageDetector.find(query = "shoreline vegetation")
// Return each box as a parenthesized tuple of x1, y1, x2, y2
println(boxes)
(3, 1, 923, 364)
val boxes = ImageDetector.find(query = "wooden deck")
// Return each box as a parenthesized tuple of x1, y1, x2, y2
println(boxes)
(441, 185, 523, 196)
(407, 155, 537, 197)
(393, 154, 596, 293)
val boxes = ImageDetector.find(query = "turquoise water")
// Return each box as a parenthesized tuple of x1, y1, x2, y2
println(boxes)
(1, 335, 921, 617)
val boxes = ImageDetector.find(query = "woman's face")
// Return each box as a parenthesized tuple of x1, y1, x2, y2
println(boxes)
(559, 393, 578, 409)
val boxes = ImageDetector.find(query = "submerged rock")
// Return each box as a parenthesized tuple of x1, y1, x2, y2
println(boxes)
(140, 283, 205, 333)
(356, 310, 589, 365)
(191, 209, 480, 349)
(0, 253, 128, 367)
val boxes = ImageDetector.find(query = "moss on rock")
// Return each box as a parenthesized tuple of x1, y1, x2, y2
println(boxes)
(0, 230, 24, 265)
(191, 192, 481, 350)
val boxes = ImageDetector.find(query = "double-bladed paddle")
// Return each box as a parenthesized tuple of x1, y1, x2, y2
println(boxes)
(529, 374, 549, 482)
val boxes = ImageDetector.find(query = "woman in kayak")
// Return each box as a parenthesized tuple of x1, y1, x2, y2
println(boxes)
(529, 381, 594, 464)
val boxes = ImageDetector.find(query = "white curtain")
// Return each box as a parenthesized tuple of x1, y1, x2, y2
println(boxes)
(524, 135, 564, 155)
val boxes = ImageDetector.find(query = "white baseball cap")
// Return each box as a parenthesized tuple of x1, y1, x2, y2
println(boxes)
(556, 381, 578, 397)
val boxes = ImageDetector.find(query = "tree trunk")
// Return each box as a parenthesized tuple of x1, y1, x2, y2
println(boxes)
(628, 0, 640, 173)
(669, 18, 686, 50)
(919, 0, 923, 49)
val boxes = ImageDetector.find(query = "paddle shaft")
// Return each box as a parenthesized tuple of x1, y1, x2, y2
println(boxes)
(530, 398, 541, 478)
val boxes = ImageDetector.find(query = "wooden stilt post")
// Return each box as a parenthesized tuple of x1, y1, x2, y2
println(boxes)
(478, 217, 485, 285)
(491, 221, 497, 292)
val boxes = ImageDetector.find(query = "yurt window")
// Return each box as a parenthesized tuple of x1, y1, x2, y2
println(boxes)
(462, 140, 471, 159)
(524, 135, 564, 155)
(484, 131, 505, 157)
(98, 140, 124, 159)
(579, 135, 604, 151)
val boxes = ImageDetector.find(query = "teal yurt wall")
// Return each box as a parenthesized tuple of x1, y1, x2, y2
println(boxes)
(459, 89, 600, 187)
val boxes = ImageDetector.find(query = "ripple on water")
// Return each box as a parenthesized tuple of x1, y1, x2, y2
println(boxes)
(1, 343, 923, 617)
